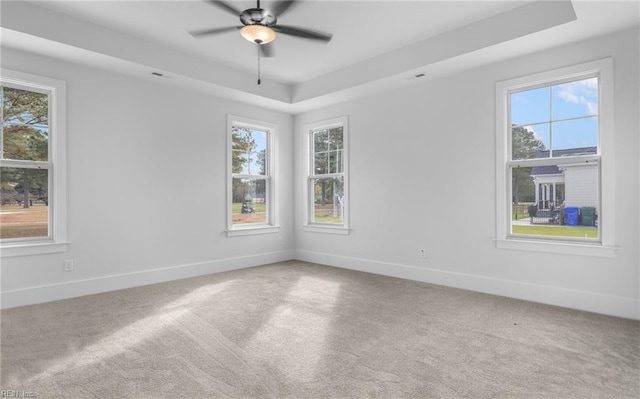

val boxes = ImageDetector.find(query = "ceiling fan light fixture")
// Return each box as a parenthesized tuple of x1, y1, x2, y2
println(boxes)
(240, 25, 276, 44)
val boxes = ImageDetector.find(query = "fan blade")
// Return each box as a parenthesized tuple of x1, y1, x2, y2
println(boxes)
(272, 25, 332, 42)
(260, 42, 275, 58)
(189, 26, 240, 37)
(205, 0, 242, 16)
(271, 0, 298, 17)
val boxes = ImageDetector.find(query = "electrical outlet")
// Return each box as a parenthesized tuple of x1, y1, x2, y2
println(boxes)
(419, 249, 427, 259)
(63, 259, 74, 271)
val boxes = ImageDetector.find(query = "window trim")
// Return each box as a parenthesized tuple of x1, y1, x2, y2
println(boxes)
(226, 115, 279, 237)
(495, 58, 616, 257)
(1, 69, 69, 257)
(303, 116, 350, 235)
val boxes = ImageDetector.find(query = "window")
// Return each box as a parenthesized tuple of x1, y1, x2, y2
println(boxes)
(304, 116, 349, 234)
(1, 69, 68, 257)
(227, 115, 278, 236)
(496, 59, 615, 257)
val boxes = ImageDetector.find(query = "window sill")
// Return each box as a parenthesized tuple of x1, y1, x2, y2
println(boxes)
(303, 225, 350, 235)
(1, 241, 70, 258)
(495, 238, 617, 258)
(226, 226, 279, 237)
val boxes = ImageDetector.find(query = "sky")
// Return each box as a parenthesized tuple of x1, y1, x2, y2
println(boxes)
(511, 77, 598, 154)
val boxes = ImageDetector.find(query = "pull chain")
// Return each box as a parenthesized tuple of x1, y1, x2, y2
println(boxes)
(257, 44, 261, 85)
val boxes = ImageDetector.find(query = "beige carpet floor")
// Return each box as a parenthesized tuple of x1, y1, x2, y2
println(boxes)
(1, 260, 638, 398)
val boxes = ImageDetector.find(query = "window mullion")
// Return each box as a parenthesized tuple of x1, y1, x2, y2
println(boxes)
(310, 172, 343, 179)
(508, 154, 599, 168)
(0, 159, 52, 169)
(233, 174, 269, 180)
(549, 86, 553, 157)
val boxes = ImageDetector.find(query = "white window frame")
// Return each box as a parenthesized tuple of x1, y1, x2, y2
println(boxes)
(226, 115, 278, 237)
(303, 116, 350, 235)
(1, 69, 68, 257)
(495, 58, 616, 257)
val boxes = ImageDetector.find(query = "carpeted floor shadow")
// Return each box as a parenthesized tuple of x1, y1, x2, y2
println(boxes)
(1, 260, 638, 398)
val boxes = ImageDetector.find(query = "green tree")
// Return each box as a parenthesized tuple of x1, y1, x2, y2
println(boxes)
(512, 125, 545, 160)
(511, 125, 546, 204)
(1, 87, 49, 208)
(231, 127, 255, 174)
(231, 127, 258, 203)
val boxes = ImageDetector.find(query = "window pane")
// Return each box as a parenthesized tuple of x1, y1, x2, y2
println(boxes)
(552, 77, 598, 120)
(333, 127, 344, 150)
(314, 130, 328, 152)
(511, 163, 598, 239)
(328, 150, 344, 174)
(232, 150, 248, 174)
(2, 87, 49, 161)
(1, 167, 49, 239)
(312, 176, 344, 224)
(512, 125, 549, 160)
(252, 131, 267, 176)
(328, 127, 343, 151)
(512, 166, 535, 205)
(510, 86, 550, 126)
(232, 127, 267, 176)
(329, 151, 337, 174)
(551, 117, 598, 154)
(314, 152, 328, 175)
(232, 177, 267, 225)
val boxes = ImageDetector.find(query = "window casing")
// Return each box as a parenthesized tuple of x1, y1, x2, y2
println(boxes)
(304, 116, 349, 234)
(495, 59, 615, 257)
(1, 69, 68, 257)
(226, 115, 278, 236)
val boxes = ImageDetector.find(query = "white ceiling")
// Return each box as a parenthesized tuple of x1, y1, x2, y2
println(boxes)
(30, 0, 529, 84)
(2, 1, 639, 113)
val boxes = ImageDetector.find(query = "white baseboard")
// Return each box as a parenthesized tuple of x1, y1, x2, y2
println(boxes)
(296, 249, 640, 320)
(1, 250, 295, 309)
(4, 249, 637, 320)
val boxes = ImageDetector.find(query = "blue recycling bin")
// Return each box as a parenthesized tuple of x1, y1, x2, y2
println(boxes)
(564, 207, 580, 226)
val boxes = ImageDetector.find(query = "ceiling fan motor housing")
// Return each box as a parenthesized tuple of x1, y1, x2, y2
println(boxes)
(240, 8, 277, 27)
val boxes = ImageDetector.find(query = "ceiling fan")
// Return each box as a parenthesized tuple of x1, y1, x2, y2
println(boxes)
(190, 0, 333, 58)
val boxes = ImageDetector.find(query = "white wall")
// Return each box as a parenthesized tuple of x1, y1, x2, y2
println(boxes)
(2, 29, 638, 320)
(294, 28, 640, 319)
(1, 48, 295, 308)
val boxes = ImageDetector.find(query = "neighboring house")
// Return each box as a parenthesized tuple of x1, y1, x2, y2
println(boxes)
(530, 147, 598, 209)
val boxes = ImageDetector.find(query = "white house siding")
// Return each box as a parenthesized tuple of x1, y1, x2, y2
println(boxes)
(563, 164, 599, 208)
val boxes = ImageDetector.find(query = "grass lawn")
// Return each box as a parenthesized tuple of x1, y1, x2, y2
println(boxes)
(0, 224, 48, 239)
(313, 204, 343, 224)
(0, 204, 49, 239)
(232, 202, 266, 213)
(513, 225, 598, 238)
(232, 202, 267, 224)
(313, 214, 343, 224)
